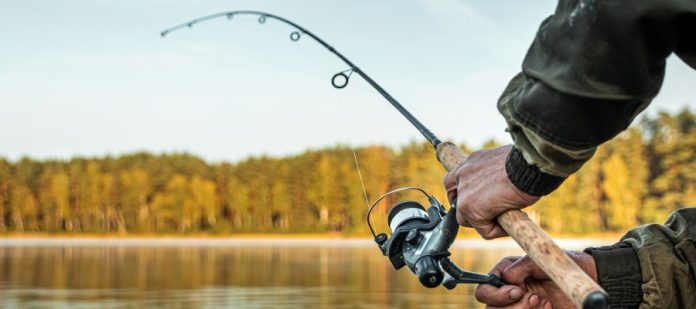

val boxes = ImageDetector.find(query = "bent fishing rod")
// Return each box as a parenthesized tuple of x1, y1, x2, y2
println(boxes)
(161, 11, 608, 309)
(161, 10, 441, 148)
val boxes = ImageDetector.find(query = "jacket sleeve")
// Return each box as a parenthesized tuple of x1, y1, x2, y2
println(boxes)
(500, 0, 696, 196)
(584, 208, 696, 308)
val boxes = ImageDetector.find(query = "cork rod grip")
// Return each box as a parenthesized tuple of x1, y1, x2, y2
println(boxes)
(435, 142, 608, 309)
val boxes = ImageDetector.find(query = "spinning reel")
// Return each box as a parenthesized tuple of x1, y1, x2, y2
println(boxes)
(367, 187, 504, 289)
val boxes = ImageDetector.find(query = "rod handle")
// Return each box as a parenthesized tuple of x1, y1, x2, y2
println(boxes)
(435, 142, 608, 309)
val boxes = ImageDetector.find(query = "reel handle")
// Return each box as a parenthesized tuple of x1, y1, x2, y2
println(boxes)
(414, 255, 444, 288)
(440, 257, 505, 289)
(435, 142, 608, 309)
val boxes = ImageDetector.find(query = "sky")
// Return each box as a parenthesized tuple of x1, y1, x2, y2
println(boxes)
(1, 0, 694, 162)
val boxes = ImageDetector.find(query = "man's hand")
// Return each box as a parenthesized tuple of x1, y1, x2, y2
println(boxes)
(443, 145, 539, 239)
(476, 251, 598, 309)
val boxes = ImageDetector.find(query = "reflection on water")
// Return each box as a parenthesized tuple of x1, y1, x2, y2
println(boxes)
(0, 239, 607, 308)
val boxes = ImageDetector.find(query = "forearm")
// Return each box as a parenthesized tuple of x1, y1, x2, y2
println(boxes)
(497, 72, 650, 196)
(496, 0, 694, 195)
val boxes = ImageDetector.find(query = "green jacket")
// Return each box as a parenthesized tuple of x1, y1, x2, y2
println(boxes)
(498, 0, 696, 307)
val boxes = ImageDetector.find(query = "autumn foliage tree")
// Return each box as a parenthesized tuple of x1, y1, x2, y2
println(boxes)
(0, 109, 693, 234)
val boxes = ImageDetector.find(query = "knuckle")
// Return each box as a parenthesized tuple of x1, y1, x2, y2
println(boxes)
(457, 197, 472, 211)
(455, 211, 465, 225)
(455, 162, 469, 176)
(505, 256, 521, 264)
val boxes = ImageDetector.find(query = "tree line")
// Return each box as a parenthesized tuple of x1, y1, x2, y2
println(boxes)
(0, 109, 693, 235)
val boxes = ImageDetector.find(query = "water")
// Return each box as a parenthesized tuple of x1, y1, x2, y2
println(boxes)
(0, 238, 610, 308)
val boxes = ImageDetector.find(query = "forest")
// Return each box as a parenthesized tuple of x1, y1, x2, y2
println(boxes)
(0, 109, 693, 235)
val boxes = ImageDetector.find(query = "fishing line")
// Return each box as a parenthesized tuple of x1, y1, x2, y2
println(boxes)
(269, 21, 372, 208)
(294, 44, 371, 209)
(334, 93, 371, 208)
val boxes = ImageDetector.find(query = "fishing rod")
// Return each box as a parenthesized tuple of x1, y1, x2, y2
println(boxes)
(161, 11, 608, 308)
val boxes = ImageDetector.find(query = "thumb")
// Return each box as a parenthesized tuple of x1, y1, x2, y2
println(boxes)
(502, 256, 549, 285)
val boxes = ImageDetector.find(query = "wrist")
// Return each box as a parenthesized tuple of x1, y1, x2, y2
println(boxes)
(568, 251, 598, 282)
(505, 146, 566, 196)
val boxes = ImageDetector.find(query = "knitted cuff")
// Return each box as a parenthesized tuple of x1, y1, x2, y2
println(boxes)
(584, 243, 643, 308)
(505, 147, 565, 196)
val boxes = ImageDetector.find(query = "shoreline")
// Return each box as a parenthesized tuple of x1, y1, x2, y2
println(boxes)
(0, 236, 615, 249)
(0, 232, 623, 239)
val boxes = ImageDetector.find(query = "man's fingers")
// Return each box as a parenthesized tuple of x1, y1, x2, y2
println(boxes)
(485, 292, 537, 309)
(443, 169, 456, 188)
(491, 256, 522, 275)
(541, 298, 553, 309)
(477, 255, 522, 307)
(503, 256, 549, 285)
(455, 209, 473, 227)
(444, 175, 459, 205)
(443, 170, 458, 196)
(502, 256, 536, 285)
(474, 222, 508, 239)
(475, 283, 524, 307)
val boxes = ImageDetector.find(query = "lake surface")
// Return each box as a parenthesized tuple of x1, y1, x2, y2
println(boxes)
(0, 238, 611, 308)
